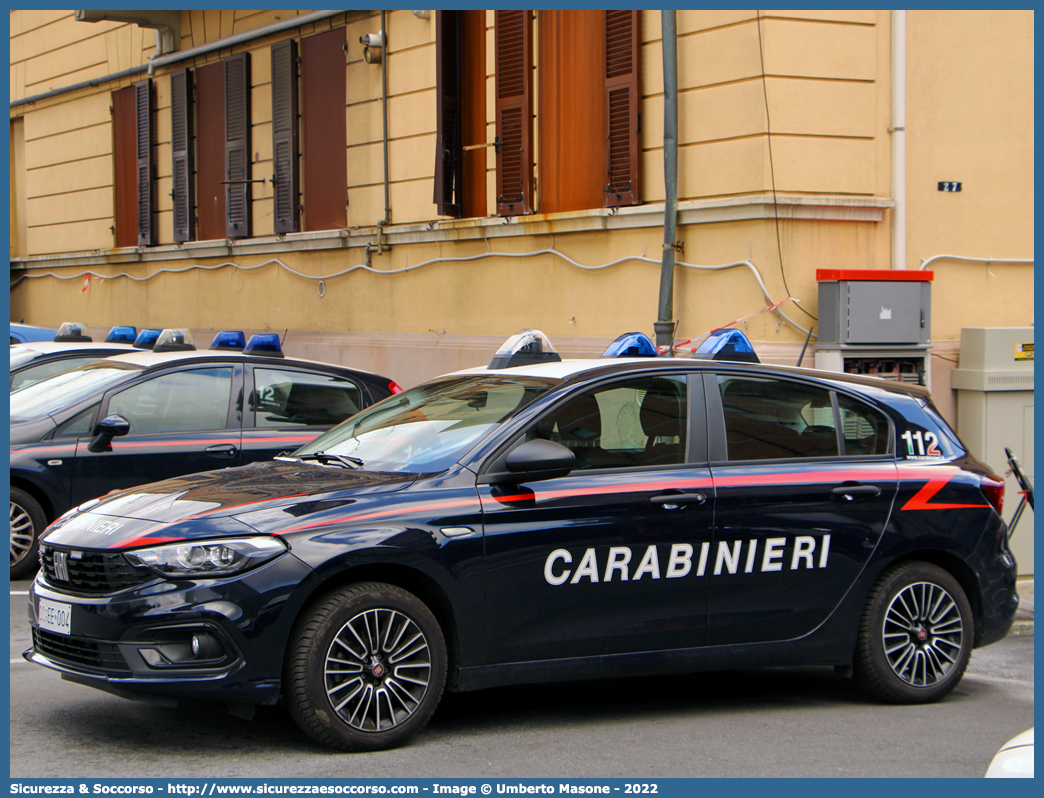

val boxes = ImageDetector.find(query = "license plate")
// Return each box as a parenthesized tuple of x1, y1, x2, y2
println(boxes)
(38, 598, 72, 635)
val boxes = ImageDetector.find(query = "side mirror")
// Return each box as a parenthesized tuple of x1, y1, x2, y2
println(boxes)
(88, 414, 130, 453)
(489, 439, 575, 484)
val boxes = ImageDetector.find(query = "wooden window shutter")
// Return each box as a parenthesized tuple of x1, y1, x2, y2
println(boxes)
(603, 10, 642, 207)
(171, 69, 195, 242)
(196, 61, 225, 241)
(224, 52, 252, 238)
(271, 40, 299, 234)
(134, 79, 154, 246)
(301, 29, 347, 231)
(434, 10, 463, 218)
(112, 86, 137, 248)
(495, 10, 533, 216)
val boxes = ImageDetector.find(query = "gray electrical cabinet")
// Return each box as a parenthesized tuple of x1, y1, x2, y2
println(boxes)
(817, 269, 932, 345)
(951, 327, 1034, 574)
(814, 269, 934, 387)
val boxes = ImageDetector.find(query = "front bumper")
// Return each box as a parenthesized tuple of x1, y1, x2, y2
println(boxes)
(24, 551, 315, 706)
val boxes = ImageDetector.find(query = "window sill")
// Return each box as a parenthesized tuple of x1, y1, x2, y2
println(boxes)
(10, 194, 894, 269)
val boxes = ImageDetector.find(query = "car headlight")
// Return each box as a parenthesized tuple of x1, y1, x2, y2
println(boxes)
(122, 536, 287, 577)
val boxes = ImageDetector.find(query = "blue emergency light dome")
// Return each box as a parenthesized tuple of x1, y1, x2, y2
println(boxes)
(133, 328, 163, 349)
(488, 330, 561, 369)
(210, 330, 247, 351)
(244, 334, 285, 358)
(601, 332, 658, 358)
(104, 326, 137, 344)
(53, 322, 92, 343)
(691, 328, 760, 363)
(152, 329, 197, 353)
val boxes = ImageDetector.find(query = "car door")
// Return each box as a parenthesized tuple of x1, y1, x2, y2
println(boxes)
(478, 372, 714, 664)
(71, 364, 242, 504)
(704, 371, 898, 646)
(240, 365, 368, 464)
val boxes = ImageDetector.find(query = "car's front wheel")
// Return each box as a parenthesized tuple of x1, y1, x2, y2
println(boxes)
(853, 561, 973, 703)
(10, 487, 45, 579)
(285, 581, 447, 751)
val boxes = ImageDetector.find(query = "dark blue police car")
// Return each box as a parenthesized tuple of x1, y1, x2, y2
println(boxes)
(11, 330, 401, 578)
(24, 331, 1018, 751)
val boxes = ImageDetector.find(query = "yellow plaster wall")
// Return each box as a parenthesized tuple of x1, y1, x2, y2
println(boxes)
(9, 10, 1032, 351)
(904, 10, 1034, 337)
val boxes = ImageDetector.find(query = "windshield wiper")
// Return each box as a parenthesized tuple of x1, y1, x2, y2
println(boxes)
(292, 451, 364, 469)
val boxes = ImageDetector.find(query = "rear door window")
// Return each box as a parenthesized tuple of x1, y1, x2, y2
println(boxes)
(252, 368, 363, 428)
(717, 375, 839, 461)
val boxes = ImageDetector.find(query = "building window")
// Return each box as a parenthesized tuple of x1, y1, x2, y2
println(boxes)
(270, 29, 348, 235)
(434, 10, 487, 219)
(112, 79, 154, 247)
(435, 10, 641, 219)
(175, 54, 252, 242)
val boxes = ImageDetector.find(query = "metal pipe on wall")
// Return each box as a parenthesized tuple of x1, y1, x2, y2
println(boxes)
(891, 10, 907, 269)
(11, 9, 346, 108)
(654, 10, 680, 351)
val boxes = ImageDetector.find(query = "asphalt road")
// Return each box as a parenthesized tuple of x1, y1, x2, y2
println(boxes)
(9, 578, 1034, 779)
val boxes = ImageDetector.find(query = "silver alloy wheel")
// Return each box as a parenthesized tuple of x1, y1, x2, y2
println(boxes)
(10, 500, 35, 567)
(324, 607, 432, 732)
(882, 580, 964, 687)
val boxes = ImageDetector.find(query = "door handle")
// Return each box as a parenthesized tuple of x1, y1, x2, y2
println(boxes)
(832, 484, 881, 500)
(651, 492, 707, 509)
(440, 527, 474, 538)
(204, 444, 238, 458)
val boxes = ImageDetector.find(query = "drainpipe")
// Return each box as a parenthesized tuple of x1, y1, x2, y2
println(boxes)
(379, 9, 392, 248)
(12, 9, 345, 107)
(654, 11, 680, 352)
(891, 10, 906, 269)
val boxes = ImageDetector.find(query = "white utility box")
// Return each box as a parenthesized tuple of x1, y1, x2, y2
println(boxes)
(951, 327, 1034, 574)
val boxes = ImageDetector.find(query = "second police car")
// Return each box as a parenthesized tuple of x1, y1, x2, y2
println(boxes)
(24, 330, 1018, 751)
(10, 329, 402, 578)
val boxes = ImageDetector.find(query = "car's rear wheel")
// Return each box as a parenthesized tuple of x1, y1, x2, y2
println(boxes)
(10, 487, 45, 579)
(854, 561, 973, 703)
(285, 581, 447, 751)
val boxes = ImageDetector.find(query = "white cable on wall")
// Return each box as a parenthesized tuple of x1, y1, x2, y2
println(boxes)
(919, 254, 1034, 271)
(9, 247, 814, 338)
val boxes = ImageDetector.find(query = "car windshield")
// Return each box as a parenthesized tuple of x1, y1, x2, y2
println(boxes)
(8, 346, 44, 369)
(10, 361, 141, 422)
(294, 374, 556, 473)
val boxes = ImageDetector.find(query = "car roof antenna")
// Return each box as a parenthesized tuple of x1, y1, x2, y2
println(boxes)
(796, 325, 815, 368)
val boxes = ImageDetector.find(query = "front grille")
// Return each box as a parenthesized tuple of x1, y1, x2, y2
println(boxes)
(40, 545, 152, 594)
(32, 628, 130, 672)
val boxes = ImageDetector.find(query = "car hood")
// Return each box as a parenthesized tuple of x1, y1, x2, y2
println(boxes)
(40, 460, 417, 550)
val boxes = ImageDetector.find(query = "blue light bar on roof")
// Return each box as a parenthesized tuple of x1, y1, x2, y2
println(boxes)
(210, 331, 247, 351)
(601, 332, 658, 358)
(244, 334, 284, 358)
(691, 328, 760, 363)
(105, 326, 138, 344)
(133, 328, 163, 349)
(53, 322, 92, 343)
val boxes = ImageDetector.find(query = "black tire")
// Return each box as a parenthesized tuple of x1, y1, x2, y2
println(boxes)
(10, 487, 45, 579)
(285, 582, 447, 751)
(853, 561, 973, 704)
